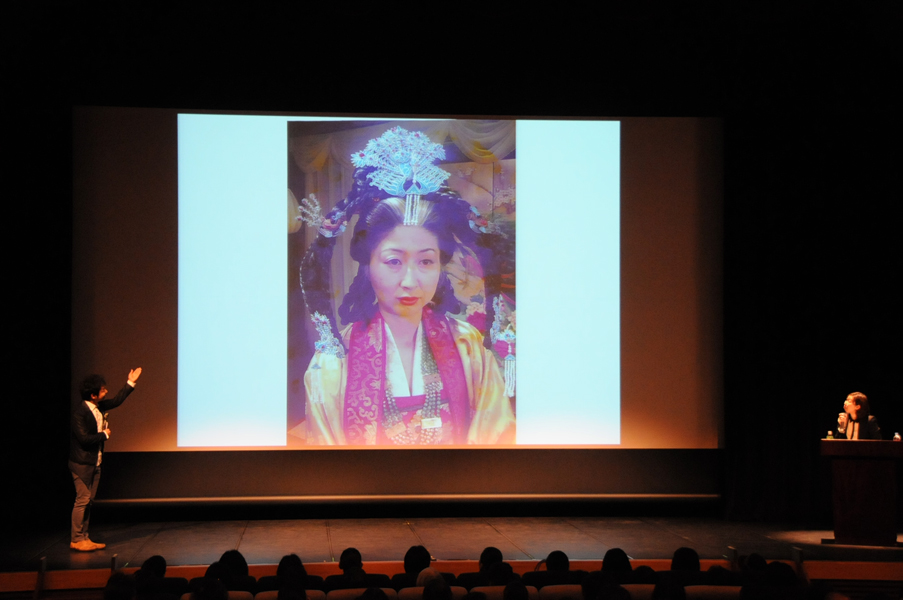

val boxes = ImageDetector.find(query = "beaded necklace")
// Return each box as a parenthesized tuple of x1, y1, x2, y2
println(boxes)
(383, 325, 444, 445)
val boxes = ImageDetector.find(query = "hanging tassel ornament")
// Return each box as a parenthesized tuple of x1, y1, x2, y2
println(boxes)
(490, 296, 516, 398)
(504, 343, 516, 398)
(309, 364, 323, 405)
(403, 193, 421, 226)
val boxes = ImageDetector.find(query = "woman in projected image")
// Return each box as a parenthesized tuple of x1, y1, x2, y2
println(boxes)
(298, 127, 515, 445)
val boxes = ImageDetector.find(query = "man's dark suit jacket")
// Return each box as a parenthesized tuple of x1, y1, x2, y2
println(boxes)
(69, 383, 134, 486)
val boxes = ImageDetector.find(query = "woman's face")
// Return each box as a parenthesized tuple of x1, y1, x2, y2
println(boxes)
(369, 225, 441, 320)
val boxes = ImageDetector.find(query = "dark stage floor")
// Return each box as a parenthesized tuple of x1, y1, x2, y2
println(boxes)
(3, 517, 901, 574)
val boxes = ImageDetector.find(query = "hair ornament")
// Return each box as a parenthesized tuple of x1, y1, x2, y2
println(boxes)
(350, 127, 450, 197)
(490, 296, 516, 398)
(312, 311, 345, 358)
(297, 193, 323, 227)
(297, 193, 349, 238)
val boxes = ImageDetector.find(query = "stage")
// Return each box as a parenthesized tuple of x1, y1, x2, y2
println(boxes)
(3, 516, 900, 575)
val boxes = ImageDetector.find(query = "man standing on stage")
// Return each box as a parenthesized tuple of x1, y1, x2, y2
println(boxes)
(69, 368, 142, 551)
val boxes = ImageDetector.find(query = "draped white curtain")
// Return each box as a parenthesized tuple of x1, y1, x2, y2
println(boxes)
(289, 120, 515, 325)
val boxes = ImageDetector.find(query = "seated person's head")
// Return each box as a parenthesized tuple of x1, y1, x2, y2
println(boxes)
(503, 581, 529, 600)
(417, 568, 444, 587)
(739, 553, 767, 572)
(479, 547, 503, 572)
(652, 578, 686, 600)
(422, 578, 452, 600)
(140, 555, 166, 578)
(487, 562, 515, 586)
(545, 550, 569, 572)
(670, 547, 700, 572)
(277, 554, 307, 582)
(405, 545, 432, 575)
(583, 572, 630, 600)
(204, 562, 225, 581)
(358, 588, 389, 600)
(706, 565, 734, 585)
(631, 566, 655, 584)
(193, 577, 227, 600)
(765, 561, 798, 587)
(601, 549, 631, 573)
(845, 392, 870, 419)
(218, 549, 250, 580)
(104, 572, 136, 600)
(339, 547, 364, 572)
(276, 554, 307, 600)
(278, 588, 305, 600)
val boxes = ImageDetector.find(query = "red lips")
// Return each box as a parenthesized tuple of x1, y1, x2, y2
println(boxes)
(398, 297, 419, 306)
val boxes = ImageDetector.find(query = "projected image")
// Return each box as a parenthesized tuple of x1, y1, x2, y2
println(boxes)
(287, 121, 517, 446)
(177, 115, 619, 448)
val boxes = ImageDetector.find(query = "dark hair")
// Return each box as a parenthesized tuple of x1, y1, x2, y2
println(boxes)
(104, 572, 136, 600)
(670, 547, 700, 572)
(140, 555, 166, 578)
(847, 391, 871, 420)
(300, 162, 514, 352)
(764, 561, 798, 587)
(479, 547, 503, 571)
(218, 549, 249, 580)
(358, 588, 389, 600)
(581, 572, 619, 600)
(503, 581, 529, 600)
(652, 578, 686, 600)
(545, 550, 570, 572)
(487, 562, 515, 586)
(339, 547, 363, 571)
(423, 578, 452, 600)
(404, 545, 432, 574)
(193, 577, 227, 600)
(601, 548, 632, 573)
(80, 374, 107, 400)
(740, 553, 767, 572)
(632, 565, 656, 584)
(277, 553, 307, 577)
(204, 561, 225, 581)
(277, 554, 307, 587)
(339, 195, 463, 325)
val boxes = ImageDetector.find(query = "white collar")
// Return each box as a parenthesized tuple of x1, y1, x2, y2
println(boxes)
(384, 321, 424, 397)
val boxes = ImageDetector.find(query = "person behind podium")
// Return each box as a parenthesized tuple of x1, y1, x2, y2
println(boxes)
(837, 391, 881, 439)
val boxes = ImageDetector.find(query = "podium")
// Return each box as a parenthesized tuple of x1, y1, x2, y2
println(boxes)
(820, 440, 903, 546)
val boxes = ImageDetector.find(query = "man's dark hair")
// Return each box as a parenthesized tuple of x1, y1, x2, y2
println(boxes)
(581, 572, 619, 600)
(339, 547, 363, 571)
(545, 550, 570, 572)
(277, 553, 307, 580)
(503, 581, 529, 600)
(601, 548, 632, 573)
(479, 547, 503, 571)
(487, 562, 515, 586)
(218, 549, 249, 580)
(848, 392, 871, 419)
(358, 588, 389, 600)
(140, 555, 166, 578)
(193, 577, 227, 600)
(104, 572, 136, 600)
(81, 374, 107, 400)
(422, 578, 452, 600)
(404, 545, 432, 574)
(670, 547, 700, 572)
